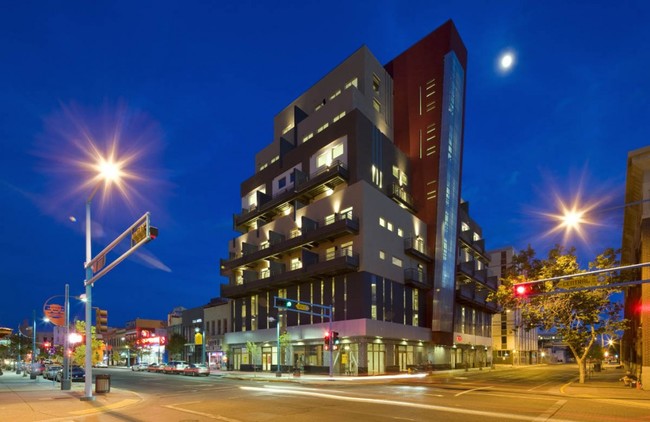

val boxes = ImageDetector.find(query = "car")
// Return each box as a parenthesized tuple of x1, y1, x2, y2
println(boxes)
(44, 364, 62, 380)
(147, 363, 164, 372)
(56, 365, 85, 382)
(27, 362, 45, 376)
(94, 362, 108, 368)
(163, 361, 188, 374)
(131, 363, 149, 371)
(183, 363, 210, 377)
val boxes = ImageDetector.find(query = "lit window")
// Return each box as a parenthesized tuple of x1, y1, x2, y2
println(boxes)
(259, 163, 268, 172)
(317, 122, 329, 133)
(330, 89, 341, 100)
(379, 250, 385, 260)
(372, 74, 380, 93)
(345, 77, 358, 89)
(392, 165, 399, 178)
(373, 98, 381, 112)
(397, 228, 403, 237)
(332, 143, 344, 159)
(392, 257, 402, 267)
(303, 132, 314, 143)
(332, 111, 346, 123)
(325, 214, 336, 225)
(461, 222, 470, 232)
(473, 232, 480, 241)
(282, 123, 294, 135)
(379, 217, 386, 227)
(387, 221, 393, 232)
(317, 152, 329, 168)
(270, 156, 279, 164)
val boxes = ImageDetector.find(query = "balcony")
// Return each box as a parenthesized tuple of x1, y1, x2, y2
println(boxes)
(404, 268, 430, 289)
(404, 237, 432, 262)
(234, 161, 349, 232)
(390, 183, 416, 211)
(221, 249, 360, 299)
(221, 214, 359, 273)
(455, 278, 497, 313)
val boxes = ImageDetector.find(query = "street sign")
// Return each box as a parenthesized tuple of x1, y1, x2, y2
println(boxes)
(556, 275, 603, 290)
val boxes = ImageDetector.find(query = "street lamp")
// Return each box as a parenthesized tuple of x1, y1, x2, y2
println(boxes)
(82, 157, 123, 401)
(42, 285, 72, 390)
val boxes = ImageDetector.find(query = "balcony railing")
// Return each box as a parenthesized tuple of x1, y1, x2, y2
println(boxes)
(233, 160, 349, 231)
(404, 237, 432, 262)
(390, 183, 416, 211)
(404, 268, 430, 289)
(221, 250, 359, 299)
(220, 214, 359, 273)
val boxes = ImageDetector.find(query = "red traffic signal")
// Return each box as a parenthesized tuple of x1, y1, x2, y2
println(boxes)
(324, 331, 331, 351)
(514, 284, 529, 296)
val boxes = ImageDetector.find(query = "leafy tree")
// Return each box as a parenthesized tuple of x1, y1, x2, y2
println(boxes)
(490, 245, 627, 383)
(246, 341, 260, 371)
(167, 333, 186, 361)
(70, 321, 106, 366)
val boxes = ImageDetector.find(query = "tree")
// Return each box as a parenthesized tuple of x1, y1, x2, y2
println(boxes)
(70, 320, 106, 366)
(490, 245, 627, 384)
(246, 341, 260, 372)
(167, 333, 186, 361)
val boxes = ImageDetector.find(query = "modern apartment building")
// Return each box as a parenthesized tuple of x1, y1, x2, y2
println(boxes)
(220, 20, 495, 374)
(621, 145, 650, 389)
(488, 247, 539, 365)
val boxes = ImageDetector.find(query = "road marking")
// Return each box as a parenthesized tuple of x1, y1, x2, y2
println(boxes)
(70, 398, 140, 415)
(455, 386, 493, 397)
(534, 399, 567, 421)
(164, 402, 242, 421)
(527, 381, 551, 391)
(241, 386, 578, 422)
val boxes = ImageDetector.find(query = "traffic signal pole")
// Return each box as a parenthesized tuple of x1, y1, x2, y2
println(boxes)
(274, 297, 334, 377)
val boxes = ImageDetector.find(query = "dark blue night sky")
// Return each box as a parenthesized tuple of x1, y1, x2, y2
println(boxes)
(1, 1, 649, 330)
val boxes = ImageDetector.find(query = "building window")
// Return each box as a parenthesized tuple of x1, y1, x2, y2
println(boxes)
(371, 283, 377, 320)
(278, 177, 286, 189)
(379, 250, 385, 260)
(392, 257, 402, 267)
(379, 217, 386, 227)
(317, 122, 329, 133)
(341, 241, 353, 257)
(373, 98, 381, 112)
(386, 221, 394, 232)
(397, 228, 404, 237)
(345, 77, 358, 89)
(291, 258, 302, 271)
(303, 132, 314, 143)
(332, 111, 346, 123)
(282, 123, 294, 135)
(473, 232, 480, 241)
(372, 74, 380, 93)
(325, 213, 336, 225)
(330, 89, 341, 100)
(339, 207, 353, 220)
(461, 222, 470, 232)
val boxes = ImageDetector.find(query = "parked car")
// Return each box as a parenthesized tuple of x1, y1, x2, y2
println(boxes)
(27, 362, 45, 376)
(44, 364, 62, 380)
(94, 361, 108, 368)
(164, 361, 188, 374)
(131, 363, 149, 371)
(147, 363, 163, 373)
(56, 365, 85, 382)
(183, 363, 210, 377)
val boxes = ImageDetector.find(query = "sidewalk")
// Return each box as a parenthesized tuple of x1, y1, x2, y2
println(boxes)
(0, 370, 142, 421)
(559, 364, 650, 401)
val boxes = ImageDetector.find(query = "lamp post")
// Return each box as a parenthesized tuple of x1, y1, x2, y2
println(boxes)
(42, 286, 72, 390)
(82, 159, 122, 401)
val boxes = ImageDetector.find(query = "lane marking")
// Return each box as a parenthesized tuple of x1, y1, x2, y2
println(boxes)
(241, 386, 579, 422)
(455, 386, 493, 397)
(164, 403, 242, 421)
(528, 381, 552, 391)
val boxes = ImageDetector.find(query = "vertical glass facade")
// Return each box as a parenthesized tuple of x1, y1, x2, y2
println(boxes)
(432, 51, 465, 333)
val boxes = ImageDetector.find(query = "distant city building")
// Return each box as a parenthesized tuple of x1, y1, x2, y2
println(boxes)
(621, 145, 650, 389)
(219, 20, 496, 374)
(488, 247, 539, 365)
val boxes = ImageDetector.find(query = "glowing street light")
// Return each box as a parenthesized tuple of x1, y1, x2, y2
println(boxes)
(82, 155, 124, 401)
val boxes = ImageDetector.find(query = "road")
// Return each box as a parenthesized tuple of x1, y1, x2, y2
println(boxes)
(89, 365, 650, 421)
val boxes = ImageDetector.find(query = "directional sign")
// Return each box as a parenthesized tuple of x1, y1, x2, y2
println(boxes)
(556, 275, 603, 290)
(295, 303, 311, 312)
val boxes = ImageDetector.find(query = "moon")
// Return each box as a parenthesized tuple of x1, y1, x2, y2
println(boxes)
(500, 52, 515, 71)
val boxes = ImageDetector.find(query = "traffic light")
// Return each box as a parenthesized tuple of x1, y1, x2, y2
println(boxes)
(323, 331, 331, 351)
(95, 308, 108, 332)
(513, 282, 544, 298)
(275, 297, 295, 309)
(332, 331, 340, 350)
